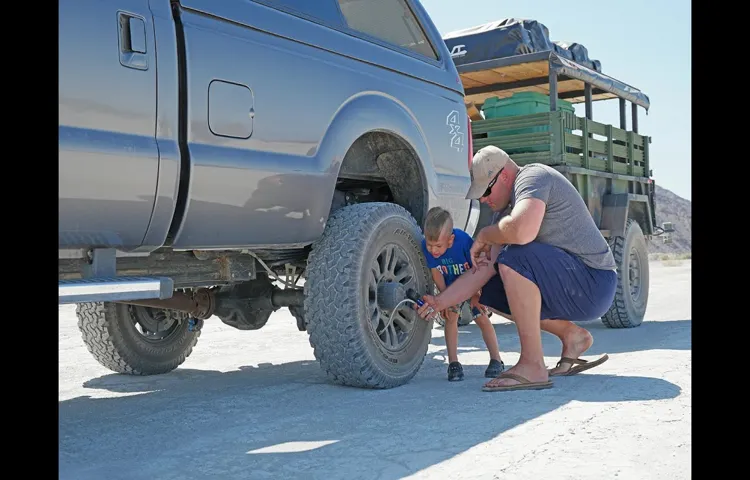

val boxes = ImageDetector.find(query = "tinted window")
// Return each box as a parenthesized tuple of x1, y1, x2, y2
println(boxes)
(253, 0, 344, 26)
(336, 0, 438, 60)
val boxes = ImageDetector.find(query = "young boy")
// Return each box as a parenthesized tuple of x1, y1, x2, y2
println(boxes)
(420, 207, 505, 381)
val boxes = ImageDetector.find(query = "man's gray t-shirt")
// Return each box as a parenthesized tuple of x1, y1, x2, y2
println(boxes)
(493, 164, 616, 270)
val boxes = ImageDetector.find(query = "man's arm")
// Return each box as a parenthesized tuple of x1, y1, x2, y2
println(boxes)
(478, 166, 553, 246)
(489, 243, 503, 262)
(479, 197, 546, 246)
(431, 261, 496, 312)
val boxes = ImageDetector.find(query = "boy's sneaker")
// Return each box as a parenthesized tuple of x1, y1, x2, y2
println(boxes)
(447, 361, 464, 381)
(485, 359, 505, 378)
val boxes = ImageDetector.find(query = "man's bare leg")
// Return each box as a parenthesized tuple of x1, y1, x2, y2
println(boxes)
(539, 320, 594, 375)
(482, 311, 594, 375)
(484, 264, 548, 388)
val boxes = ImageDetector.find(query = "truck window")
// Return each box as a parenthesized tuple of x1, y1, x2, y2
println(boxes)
(336, 0, 438, 60)
(253, 0, 345, 27)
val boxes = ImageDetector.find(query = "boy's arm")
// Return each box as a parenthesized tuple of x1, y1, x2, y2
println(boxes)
(431, 269, 447, 293)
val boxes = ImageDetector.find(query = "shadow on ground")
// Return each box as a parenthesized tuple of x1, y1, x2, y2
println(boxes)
(430, 318, 691, 359)
(60, 348, 683, 480)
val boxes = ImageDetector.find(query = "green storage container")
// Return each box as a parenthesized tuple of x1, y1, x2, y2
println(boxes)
(481, 92, 575, 153)
(482, 92, 574, 120)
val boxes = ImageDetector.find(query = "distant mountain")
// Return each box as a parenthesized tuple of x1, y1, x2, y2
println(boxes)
(647, 184, 691, 254)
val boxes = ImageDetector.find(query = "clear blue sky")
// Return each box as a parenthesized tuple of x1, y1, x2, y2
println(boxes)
(421, 0, 691, 200)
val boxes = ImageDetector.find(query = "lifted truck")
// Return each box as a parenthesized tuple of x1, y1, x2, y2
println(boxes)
(457, 50, 674, 328)
(59, 0, 479, 389)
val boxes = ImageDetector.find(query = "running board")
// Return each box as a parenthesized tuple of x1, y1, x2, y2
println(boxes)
(59, 277, 174, 304)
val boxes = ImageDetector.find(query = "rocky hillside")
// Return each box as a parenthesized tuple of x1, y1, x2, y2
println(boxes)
(647, 184, 691, 254)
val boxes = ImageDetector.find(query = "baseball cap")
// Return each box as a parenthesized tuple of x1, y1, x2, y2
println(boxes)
(465, 146, 511, 199)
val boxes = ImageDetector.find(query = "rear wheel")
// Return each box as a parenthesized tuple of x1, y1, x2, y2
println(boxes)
(304, 202, 432, 389)
(76, 302, 200, 375)
(601, 219, 650, 328)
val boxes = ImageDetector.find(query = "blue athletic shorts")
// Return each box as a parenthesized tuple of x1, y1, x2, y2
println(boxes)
(478, 241, 617, 322)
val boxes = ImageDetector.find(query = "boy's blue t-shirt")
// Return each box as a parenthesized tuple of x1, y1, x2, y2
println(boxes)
(421, 228, 474, 287)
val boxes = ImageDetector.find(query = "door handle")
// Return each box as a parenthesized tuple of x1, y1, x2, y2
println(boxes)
(117, 11, 148, 71)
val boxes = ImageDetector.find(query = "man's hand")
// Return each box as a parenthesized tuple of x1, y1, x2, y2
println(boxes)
(414, 294, 444, 321)
(470, 233, 492, 272)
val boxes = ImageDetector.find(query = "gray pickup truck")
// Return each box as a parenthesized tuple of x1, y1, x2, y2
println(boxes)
(59, 0, 478, 389)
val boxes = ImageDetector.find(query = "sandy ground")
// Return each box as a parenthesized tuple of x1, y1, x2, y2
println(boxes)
(59, 260, 691, 480)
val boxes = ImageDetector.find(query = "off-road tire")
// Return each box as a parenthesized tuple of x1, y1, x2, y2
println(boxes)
(304, 202, 432, 389)
(601, 219, 650, 328)
(76, 302, 200, 375)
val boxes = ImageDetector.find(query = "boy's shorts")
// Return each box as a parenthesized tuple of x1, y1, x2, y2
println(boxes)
(447, 301, 488, 319)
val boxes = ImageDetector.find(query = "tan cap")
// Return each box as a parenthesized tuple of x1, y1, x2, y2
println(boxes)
(465, 145, 511, 199)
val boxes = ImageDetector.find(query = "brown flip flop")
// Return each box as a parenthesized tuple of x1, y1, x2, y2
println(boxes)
(549, 354, 609, 377)
(482, 372, 553, 392)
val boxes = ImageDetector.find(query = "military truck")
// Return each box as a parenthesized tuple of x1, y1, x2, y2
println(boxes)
(58, 0, 480, 389)
(444, 20, 674, 329)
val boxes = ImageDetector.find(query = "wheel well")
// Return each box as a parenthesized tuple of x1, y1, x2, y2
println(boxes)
(601, 194, 654, 238)
(335, 131, 428, 226)
(628, 201, 652, 236)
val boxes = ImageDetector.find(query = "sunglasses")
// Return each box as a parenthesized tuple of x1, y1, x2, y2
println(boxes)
(481, 169, 503, 198)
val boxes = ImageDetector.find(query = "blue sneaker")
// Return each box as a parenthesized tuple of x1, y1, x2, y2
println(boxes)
(447, 361, 464, 381)
(485, 359, 505, 378)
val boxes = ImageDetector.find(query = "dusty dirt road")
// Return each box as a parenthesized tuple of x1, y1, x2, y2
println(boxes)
(59, 260, 691, 480)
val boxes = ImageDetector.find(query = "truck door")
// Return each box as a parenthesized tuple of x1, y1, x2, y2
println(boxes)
(58, 0, 159, 250)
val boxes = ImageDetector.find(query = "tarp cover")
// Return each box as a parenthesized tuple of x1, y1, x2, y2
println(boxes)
(443, 18, 603, 72)
(549, 53, 650, 109)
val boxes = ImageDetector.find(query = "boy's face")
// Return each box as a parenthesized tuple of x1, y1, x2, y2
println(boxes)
(425, 228, 454, 258)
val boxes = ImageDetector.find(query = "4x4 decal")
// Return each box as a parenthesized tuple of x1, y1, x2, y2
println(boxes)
(446, 110, 464, 153)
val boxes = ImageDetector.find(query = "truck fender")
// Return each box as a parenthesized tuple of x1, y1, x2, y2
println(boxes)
(600, 193, 654, 237)
(314, 92, 434, 223)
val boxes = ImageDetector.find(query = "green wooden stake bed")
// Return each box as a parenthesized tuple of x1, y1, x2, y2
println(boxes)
(459, 51, 674, 328)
